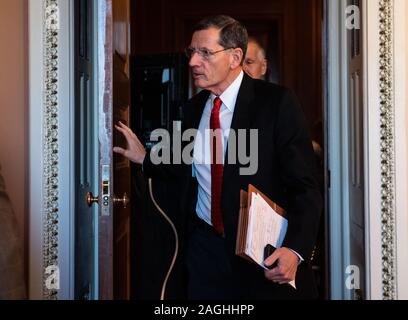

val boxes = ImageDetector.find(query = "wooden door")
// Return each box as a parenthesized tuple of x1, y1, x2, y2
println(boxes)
(75, 0, 98, 300)
(347, 0, 365, 300)
(112, 0, 132, 300)
(75, 0, 132, 300)
(97, 0, 132, 300)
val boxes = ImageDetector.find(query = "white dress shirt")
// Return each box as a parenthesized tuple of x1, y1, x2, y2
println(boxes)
(192, 71, 244, 225)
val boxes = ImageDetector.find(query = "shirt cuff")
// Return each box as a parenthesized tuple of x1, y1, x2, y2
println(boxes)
(289, 249, 304, 265)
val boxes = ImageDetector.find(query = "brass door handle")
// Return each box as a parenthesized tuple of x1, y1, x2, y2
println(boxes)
(112, 192, 130, 209)
(86, 192, 99, 207)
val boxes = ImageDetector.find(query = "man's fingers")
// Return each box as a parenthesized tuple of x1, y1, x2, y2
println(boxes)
(114, 125, 129, 138)
(115, 125, 135, 145)
(270, 273, 292, 281)
(118, 121, 135, 136)
(264, 249, 280, 269)
(113, 146, 126, 155)
(265, 263, 296, 282)
(265, 272, 285, 282)
(265, 271, 293, 283)
(115, 124, 129, 136)
(265, 265, 283, 278)
(116, 123, 140, 144)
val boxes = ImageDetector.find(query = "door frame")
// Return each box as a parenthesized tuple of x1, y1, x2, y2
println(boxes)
(325, 0, 408, 300)
(28, 0, 408, 300)
(325, 0, 353, 300)
(364, 0, 408, 299)
(28, 0, 75, 299)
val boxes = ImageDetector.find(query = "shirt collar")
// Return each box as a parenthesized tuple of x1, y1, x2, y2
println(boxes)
(210, 70, 244, 112)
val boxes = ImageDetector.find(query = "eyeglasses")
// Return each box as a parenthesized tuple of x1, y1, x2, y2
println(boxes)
(185, 47, 234, 60)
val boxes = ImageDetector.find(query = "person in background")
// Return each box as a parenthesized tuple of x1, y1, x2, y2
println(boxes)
(0, 164, 26, 299)
(243, 37, 268, 80)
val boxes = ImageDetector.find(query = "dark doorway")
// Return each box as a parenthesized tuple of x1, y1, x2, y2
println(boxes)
(128, 0, 327, 299)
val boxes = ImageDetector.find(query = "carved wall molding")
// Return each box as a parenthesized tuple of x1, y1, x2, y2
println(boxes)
(42, 0, 60, 300)
(378, 0, 396, 300)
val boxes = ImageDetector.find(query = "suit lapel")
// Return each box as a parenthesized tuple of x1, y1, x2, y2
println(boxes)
(223, 74, 255, 184)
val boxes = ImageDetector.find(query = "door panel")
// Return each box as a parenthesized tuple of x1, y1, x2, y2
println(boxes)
(347, 0, 365, 300)
(75, 0, 97, 300)
(95, 0, 132, 299)
(75, 0, 132, 300)
(96, 0, 114, 300)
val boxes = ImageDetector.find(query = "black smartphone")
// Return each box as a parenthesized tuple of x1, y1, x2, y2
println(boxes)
(263, 244, 278, 269)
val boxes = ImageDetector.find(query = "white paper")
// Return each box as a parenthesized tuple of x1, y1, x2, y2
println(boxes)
(245, 192, 296, 289)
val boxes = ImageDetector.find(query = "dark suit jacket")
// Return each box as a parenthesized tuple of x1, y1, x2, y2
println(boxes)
(136, 74, 322, 300)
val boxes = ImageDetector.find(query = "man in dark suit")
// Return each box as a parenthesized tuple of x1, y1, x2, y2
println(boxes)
(114, 15, 322, 299)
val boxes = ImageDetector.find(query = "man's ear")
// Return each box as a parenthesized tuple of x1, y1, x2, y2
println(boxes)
(230, 48, 244, 69)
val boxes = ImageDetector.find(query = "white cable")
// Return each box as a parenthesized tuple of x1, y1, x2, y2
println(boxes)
(148, 178, 179, 301)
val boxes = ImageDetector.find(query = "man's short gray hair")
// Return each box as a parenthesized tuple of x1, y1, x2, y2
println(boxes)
(193, 15, 248, 65)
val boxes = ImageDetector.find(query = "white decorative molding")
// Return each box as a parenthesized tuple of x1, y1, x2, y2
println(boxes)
(364, 0, 406, 300)
(29, 0, 74, 300)
(393, 0, 408, 300)
(378, 0, 396, 300)
(42, 0, 60, 300)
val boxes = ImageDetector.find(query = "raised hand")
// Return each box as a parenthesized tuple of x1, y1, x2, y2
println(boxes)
(113, 121, 146, 165)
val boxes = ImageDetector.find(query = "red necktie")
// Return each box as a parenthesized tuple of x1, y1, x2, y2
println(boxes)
(210, 97, 224, 235)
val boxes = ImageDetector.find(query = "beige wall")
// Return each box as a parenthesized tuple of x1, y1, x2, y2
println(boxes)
(0, 0, 27, 255)
(405, 0, 408, 146)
